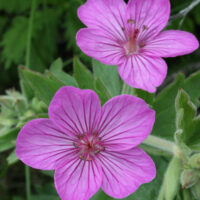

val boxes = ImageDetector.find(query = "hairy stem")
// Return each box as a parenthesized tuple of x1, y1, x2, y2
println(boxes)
(143, 135, 176, 155)
(170, 0, 200, 27)
(25, 0, 37, 68)
(24, 0, 37, 199)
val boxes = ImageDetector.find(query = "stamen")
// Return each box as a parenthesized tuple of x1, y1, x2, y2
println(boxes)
(139, 42, 146, 48)
(121, 27, 125, 31)
(74, 132, 105, 161)
(93, 131, 98, 136)
(142, 25, 148, 31)
(77, 133, 84, 140)
(127, 19, 135, 24)
(133, 29, 139, 39)
(79, 154, 85, 160)
(94, 150, 100, 154)
(73, 142, 78, 148)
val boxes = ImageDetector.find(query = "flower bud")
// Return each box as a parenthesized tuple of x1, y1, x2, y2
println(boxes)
(165, 157, 182, 200)
(180, 169, 199, 189)
(189, 153, 200, 169)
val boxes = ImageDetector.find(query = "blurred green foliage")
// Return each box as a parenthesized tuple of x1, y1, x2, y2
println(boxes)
(0, 0, 200, 200)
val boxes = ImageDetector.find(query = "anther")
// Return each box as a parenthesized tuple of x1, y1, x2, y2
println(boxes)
(127, 19, 135, 24)
(79, 154, 85, 160)
(94, 150, 100, 154)
(73, 142, 79, 148)
(93, 131, 98, 137)
(142, 25, 148, 31)
(139, 42, 145, 48)
(77, 133, 84, 140)
(121, 27, 125, 31)
(133, 29, 139, 39)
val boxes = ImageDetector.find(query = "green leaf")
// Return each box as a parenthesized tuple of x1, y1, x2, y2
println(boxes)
(64, 0, 83, 53)
(74, 57, 110, 104)
(19, 66, 34, 101)
(49, 58, 78, 87)
(21, 67, 64, 105)
(135, 89, 155, 105)
(30, 8, 62, 71)
(1, 16, 28, 68)
(95, 78, 111, 105)
(73, 57, 95, 90)
(92, 59, 122, 97)
(175, 89, 200, 150)
(0, 128, 19, 152)
(91, 189, 112, 200)
(152, 71, 200, 140)
(7, 149, 18, 165)
(0, 0, 30, 13)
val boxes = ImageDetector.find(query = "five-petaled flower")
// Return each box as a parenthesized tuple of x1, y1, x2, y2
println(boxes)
(16, 86, 156, 200)
(76, 0, 199, 93)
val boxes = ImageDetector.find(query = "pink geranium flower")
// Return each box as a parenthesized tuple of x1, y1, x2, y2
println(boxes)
(76, 0, 199, 93)
(16, 86, 156, 200)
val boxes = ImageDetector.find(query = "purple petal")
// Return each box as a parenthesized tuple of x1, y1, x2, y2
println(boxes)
(97, 147, 156, 199)
(97, 95, 155, 151)
(143, 30, 199, 57)
(118, 55, 167, 93)
(55, 158, 102, 200)
(127, 0, 170, 40)
(16, 119, 74, 170)
(78, 0, 127, 41)
(76, 28, 124, 65)
(49, 86, 101, 137)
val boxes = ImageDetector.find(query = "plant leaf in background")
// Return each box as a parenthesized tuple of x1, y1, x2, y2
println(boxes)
(49, 58, 78, 87)
(0, 0, 200, 199)
(175, 89, 200, 151)
(92, 59, 122, 97)
(21, 67, 64, 105)
(73, 57, 110, 104)
(152, 72, 200, 141)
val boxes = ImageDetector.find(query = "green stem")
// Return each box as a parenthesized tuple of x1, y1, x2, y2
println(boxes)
(143, 135, 176, 155)
(24, 0, 37, 199)
(25, 0, 37, 68)
(25, 165, 31, 200)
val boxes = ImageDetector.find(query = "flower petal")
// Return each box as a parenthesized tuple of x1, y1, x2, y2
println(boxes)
(142, 30, 199, 57)
(97, 147, 156, 199)
(55, 157, 102, 200)
(118, 55, 167, 93)
(78, 0, 127, 41)
(76, 28, 124, 65)
(127, 0, 170, 40)
(49, 86, 101, 137)
(16, 119, 74, 170)
(97, 95, 155, 151)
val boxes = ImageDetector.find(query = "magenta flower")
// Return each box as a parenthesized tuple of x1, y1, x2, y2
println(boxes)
(16, 86, 156, 200)
(76, 0, 199, 93)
